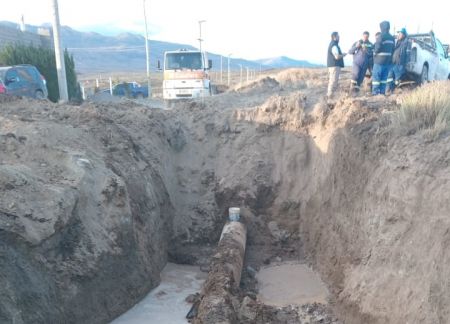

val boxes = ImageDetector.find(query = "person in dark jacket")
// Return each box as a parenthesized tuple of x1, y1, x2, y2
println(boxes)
(372, 21, 395, 95)
(349, 31, 373, 92)
(388, 28, 408, 92)
(327, 31, 346, 99)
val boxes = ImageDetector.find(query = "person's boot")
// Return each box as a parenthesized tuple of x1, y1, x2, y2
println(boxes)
(349, 82, 359, 96)
(386, 85, 394, 96)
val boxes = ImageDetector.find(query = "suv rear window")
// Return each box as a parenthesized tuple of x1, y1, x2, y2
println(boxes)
(26, 66, 40, 79)
(17, 68, 34, 82)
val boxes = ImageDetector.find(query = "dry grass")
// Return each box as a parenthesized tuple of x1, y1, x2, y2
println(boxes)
(276, 68, 325, 89)
(392, 82, 450, 139)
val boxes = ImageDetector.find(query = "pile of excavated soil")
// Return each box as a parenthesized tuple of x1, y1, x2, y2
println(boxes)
(1, 69, 449, 324)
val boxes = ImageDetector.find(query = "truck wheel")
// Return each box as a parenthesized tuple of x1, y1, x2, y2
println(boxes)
(210, 85, 218, 95)
(420, 65, 429, 85)
(136, 93, 144, 99)
(35, 90, 45, 99)
(164, 100, 173, 109)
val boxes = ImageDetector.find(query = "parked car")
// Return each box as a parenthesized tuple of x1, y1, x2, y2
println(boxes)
(0, 65, 48, 99)
(112, 82, 148, 99)
(406, 32, 450, 83)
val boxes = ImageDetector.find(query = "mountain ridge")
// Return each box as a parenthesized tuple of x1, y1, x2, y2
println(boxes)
(0, 21, 321, 73)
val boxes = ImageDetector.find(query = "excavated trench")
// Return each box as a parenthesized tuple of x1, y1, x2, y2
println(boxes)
(1, 72, 450, 324)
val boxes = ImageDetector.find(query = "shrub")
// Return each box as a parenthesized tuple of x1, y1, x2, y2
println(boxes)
(392, 82, 450, 138)
(0, 44, 81, 103)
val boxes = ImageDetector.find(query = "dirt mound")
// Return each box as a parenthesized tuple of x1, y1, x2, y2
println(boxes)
(234, 91, 309, 131)
(275, 68, 327, 89)
(233, 76, 280, 93)
(1, 69, 450, 324)
(0, 94, 22, 104)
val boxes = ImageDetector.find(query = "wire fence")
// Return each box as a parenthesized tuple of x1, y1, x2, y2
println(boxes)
(78, 68, 266, 100)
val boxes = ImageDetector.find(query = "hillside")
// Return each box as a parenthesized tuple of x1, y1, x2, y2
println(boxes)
(256, 56, 321, 68)
(0, 21, 318, 74)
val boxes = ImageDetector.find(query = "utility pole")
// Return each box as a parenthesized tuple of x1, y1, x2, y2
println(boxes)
(220, 55, 223, 83)
(198, 20, 206, 52)
(238, 64, 243, 84)
(246, 67, 249, 82)
(51, 0, 68, 102)
(20, 15, 26, 32)
(227, 54, 232, 86)
(143, 0, 152, 97)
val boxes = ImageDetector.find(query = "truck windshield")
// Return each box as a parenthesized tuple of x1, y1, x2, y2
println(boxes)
(165, 52, 203, 70)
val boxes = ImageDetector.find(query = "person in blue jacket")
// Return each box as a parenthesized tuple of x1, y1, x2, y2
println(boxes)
(349, 31, 373, 93)
(388, 28, 408, 92)
(372, 21, 395, 95)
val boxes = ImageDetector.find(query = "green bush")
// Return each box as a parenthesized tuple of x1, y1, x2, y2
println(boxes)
(0, 44, 81, 103)
(393, 82, 450, 139)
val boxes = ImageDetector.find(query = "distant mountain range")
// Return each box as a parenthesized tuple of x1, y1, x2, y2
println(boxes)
(256, 56, 320, 69)
(0, 21, 321, 74)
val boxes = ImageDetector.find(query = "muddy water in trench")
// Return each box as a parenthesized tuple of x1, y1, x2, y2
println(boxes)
(111, 263, 206, 324)
(257, 261, 329, 307)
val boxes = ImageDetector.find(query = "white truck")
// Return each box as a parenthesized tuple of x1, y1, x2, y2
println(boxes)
(160, 49, 213, 100)
(406, 32, 450, 83)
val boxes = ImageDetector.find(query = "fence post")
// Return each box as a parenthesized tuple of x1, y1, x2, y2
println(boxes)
(80, 83, 86, 100)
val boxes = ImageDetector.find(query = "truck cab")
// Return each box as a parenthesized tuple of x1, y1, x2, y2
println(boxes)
(162, 49, 213, 100)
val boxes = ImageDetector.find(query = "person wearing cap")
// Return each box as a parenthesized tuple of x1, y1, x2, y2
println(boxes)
(348, 31, 374, 93)
(388, 28, 409, 92)
(372, 21, 395, 95)
(327, 32, 347, 99)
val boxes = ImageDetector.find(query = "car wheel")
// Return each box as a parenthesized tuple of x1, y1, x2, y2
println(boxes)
(420, 65, 429, 85)
(35, 90, 45, 99)
(210, 84, 218, 95)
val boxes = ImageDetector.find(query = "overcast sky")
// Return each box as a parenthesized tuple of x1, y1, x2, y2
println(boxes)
(2, 0, 449, 64)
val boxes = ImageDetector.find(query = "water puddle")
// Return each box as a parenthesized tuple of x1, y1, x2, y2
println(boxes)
(256, 261, 329, 307)
(111, 263, 206, 324)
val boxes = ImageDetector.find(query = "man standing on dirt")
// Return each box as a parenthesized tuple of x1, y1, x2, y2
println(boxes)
(372, 21, 395, 95)
(327, 32, 346, 100)
(348, 31, 373, 93)
(388, 28, 408, 93)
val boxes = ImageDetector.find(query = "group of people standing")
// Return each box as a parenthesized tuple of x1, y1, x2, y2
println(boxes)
(327, 21, 409, 99)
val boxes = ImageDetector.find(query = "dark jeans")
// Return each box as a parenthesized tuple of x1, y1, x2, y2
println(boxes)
(351, 62, 369, 87)
(372, 64, 392, 95)
(388, 64, 406, 91)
